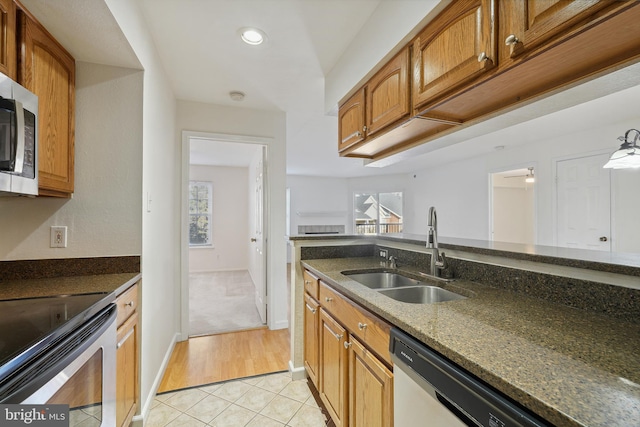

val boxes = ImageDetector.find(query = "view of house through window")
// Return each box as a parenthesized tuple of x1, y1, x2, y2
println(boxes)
(189, 181, 213, 246)
(354, 192, 403, 234)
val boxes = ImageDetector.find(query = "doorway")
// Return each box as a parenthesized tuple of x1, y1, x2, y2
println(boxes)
(490, 167, 536, 245)
(181, 132, 270, 338)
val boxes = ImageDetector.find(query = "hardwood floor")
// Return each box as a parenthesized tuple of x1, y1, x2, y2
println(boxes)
(158, 327, 290, 393)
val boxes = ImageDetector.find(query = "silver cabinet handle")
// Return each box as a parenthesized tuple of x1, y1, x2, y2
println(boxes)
(356, 131, 362, 137)
(505, 34, 520, 46)
(328, 329, 343, 341)
(344, 341, 352, 349)
(305, 303, 317, 314)
(477, 52, 488, 62)
(116, 328, 135, 349)
(304, 280, 311, 285)
(325, 297, 333, 302)
(125, 301, 134, 307)
(358, 322, 367, 331)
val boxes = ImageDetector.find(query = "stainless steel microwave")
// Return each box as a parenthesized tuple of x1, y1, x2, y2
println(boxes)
(0, 73, 38, 196)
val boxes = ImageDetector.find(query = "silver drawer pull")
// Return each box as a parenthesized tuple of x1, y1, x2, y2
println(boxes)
(344, 341, 351, 349)
(116, 328, 135, 349)
(328, 329, 343, 341)
(125, 301, 134, 307)
(325, 297, 333, 302)
(358, 322, 367, 330)
(505, 34, 520, 46)
(305, 303, 317, 314)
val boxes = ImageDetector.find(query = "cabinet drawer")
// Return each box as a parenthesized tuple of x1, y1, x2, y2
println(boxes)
(319, 281, 392, 366)
(303, 270, 320, 300)
(116, 283, 138, 327)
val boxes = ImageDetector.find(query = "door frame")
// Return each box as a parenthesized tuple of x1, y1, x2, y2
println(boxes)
(551, 149, 613, 249)
(180, 130, 273, 341)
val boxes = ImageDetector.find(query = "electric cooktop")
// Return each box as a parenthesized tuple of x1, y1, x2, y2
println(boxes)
(0, 292, 114, 384)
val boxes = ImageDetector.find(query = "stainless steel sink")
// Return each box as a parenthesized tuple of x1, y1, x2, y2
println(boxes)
(344, 271, 422, 289)
(378, 286, 467, 304)
(343, 270, 467, 304)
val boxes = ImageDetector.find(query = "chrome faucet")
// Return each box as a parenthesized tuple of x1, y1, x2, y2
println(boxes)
(426, 206, 447, 277)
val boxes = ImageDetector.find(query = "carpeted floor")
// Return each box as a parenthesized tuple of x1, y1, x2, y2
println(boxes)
(189, 270, 264, 336)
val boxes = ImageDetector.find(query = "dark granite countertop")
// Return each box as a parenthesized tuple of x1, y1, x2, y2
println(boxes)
(302, 257, 640, 427)
(0, 272, 141, 300)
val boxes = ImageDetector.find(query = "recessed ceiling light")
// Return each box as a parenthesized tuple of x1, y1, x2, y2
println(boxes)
(239, 27, 266, 45)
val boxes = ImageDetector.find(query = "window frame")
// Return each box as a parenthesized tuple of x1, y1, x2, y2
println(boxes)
(189, 181, 213, 247)
(353, 191, 404, 235)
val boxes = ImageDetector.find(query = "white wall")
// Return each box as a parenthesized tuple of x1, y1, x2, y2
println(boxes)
(0, 62, 143, 260)
(286, 175, 350, 234)
(493, 186, 535, 244)
(189, 165, 249, 272)
(177, 100, 288, 331)
(105, 0, 180, 422)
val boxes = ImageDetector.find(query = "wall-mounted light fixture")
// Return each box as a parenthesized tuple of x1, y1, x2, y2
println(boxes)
(603, 128, 640, 169)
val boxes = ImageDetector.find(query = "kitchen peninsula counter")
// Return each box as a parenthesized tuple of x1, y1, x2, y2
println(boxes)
(291, 235, 640, 427)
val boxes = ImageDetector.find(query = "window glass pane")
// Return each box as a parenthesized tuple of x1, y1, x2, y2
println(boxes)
(379, 192, 403, 234)
(189, 181, 213, 246)
(354, 192, 378, 235)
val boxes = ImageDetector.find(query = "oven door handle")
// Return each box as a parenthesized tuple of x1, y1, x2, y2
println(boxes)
(0, 304, 117, 404)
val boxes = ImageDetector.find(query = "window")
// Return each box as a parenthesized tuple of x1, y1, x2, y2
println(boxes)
(354, 192, 403, 235)
(189, 181, 213, 246)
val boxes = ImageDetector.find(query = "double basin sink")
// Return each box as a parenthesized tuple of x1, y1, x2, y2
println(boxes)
(342, 270, 467, 304)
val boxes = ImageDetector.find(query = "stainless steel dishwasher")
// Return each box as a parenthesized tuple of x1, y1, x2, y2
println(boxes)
(390, 328, 549, 427)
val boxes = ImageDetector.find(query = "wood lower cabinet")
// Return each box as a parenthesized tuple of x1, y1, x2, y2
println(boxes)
(115, 283, 139, 427)
(18, 8, 75, 197)
(319, 308, 349, 427)
(304, 269, 393, 427)
(348, 337, 393, 427)
(304, 293, 320, 387)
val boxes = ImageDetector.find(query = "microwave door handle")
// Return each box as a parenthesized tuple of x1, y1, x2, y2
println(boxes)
(13, 100, 25, 174)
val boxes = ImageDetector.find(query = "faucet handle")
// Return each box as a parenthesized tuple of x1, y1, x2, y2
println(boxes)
(436, 251, 447, 270)
(388, 256, 397, 269)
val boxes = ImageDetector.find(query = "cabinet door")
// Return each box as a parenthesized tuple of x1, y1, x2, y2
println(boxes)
(19, 10, 75, 197)
(319, 309, 348, 427)
(365, 47, 410, 138)
(0, 0, 15, 79)
(338, 88, 365, 153)
(502, 0, 616, 59)
(304, 293, 320, 388)
(116, 312, 138, 427)
(348, 337, 393, 427)
(413, 0, 496, 113)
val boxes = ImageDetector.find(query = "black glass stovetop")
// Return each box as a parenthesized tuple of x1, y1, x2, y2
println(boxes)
(0, 292, 114, 383)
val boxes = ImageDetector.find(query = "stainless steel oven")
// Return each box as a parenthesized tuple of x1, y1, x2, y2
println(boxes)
(0, 293, 117, 426)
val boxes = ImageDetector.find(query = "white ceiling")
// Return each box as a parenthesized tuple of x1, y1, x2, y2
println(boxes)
(19, 0, 640, 176)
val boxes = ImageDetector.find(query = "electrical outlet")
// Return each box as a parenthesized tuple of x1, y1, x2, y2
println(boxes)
(379, 249, 388, 258)
(50, 303, 68, 327)
(50, 226, 68, 248)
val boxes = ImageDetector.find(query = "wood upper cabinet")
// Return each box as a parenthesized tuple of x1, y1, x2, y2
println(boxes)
(338, 88, 365, 153)
(348, 337, 393, 427)
(0, 0, 16, 79)
(319, 308, 349, 427)
(413, 0, 496, 114)
(304, 293, 320, 388)
(500, 0, 616, 62)
(18, 9, 75, 197)
(365, 47, 410, 138)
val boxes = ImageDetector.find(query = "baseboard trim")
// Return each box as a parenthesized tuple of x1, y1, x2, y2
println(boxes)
(289, 360, 307, 381)
(138, 332, 179, 425)
(270, 318, 289, 330)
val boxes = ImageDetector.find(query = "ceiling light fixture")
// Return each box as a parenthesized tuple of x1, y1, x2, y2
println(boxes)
(603, 128, 640, 169)
(239, 27, 266, 45)
(229, 91, 245, 101)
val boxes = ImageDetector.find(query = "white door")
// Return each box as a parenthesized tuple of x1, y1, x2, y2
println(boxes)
(249, 146, 267, 324)
(557, 153, 611, 251)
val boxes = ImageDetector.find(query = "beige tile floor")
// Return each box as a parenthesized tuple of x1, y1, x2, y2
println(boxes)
(149, 371, 331, 427)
